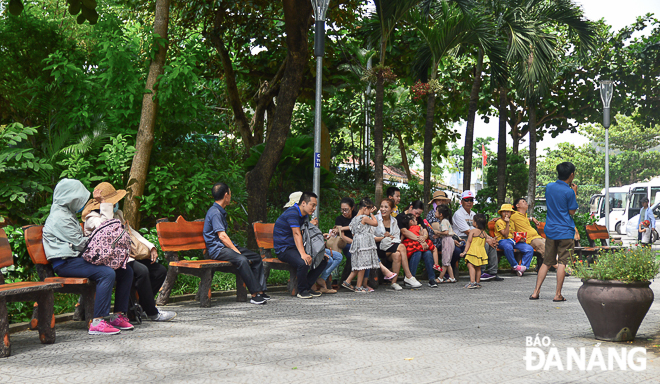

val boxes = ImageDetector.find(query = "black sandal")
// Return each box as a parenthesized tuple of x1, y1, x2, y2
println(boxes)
(529, 294, 539, 300)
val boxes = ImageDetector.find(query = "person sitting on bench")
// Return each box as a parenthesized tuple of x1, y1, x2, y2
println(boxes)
(43, 178, 133, 335)
(82, 182, 176, 322)
(203, 182, 269, 305)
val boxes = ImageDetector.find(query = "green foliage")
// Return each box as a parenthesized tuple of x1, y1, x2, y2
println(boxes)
(244, 136, 336, 204)
(140, 137, 248, 226)
(570, 246, 660, 282)
(479, 152, 528, 204)
(538, 114, 660, 213)
(0, 123, 53, 220)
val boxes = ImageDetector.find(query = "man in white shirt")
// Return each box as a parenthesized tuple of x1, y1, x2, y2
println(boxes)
(452, 190, 503, 282)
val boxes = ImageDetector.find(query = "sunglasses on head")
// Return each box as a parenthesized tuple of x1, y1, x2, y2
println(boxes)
(462, 198, 474, 202)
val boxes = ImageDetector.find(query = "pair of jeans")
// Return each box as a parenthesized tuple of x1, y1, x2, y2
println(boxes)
(498, 239, 534, 269)
(128, 259, 167, 317)
(211, 246, 267, 294)
(320, 249, 343, 281)
(409, 250, 435, 281)
(54, 256, 133, 318)
(276, 247, 328, 294)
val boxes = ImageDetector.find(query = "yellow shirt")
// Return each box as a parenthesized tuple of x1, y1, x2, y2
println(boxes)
(509, 211, 542, 243)
(495, 218, 516, 241)
(391, 206, 399, 218)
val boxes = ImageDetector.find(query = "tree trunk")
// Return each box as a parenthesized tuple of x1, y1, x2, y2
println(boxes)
(497, 87, 508, 204)
(423, 90, 436, 212)
(463, 49, 483, 191)
(510, 101, 520, 155)
(374, 76, 385, 203)
(527, 104, 537, 216)
(245, 0, 311, 249)
(395, 131, 412, 181)
(123, 0, 170, 228)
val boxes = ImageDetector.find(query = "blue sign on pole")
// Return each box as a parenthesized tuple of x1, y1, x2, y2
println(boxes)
(314, 152, 321, 168)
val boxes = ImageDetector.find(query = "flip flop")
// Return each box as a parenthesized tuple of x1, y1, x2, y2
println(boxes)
(529, 294, 540, 300)
(384, 273, 398, 281)
(553, 297, 566, 302)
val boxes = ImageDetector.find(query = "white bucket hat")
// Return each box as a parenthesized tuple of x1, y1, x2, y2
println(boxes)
(283, 191, 303, 208)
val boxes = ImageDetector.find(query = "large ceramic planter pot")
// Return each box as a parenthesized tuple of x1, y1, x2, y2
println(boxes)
(577, 279, 654, 342)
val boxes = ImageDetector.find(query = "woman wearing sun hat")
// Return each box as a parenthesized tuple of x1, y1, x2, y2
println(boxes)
(83, 182, 176, 322)
(494, 204, 534, 276)
(425, 190, 451, 249)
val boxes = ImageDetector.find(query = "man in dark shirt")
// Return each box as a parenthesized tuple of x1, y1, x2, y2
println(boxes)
(203, 182, 268, 305)
(274, 191, 328, 299)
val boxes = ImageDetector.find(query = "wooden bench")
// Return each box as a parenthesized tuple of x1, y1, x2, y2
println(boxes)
(23, 225, 96, 325)
(573, 224, 624, 261)
(253, 222, 299, 295)
(1, 228, 62, 357)
(155, 216, 248, 307)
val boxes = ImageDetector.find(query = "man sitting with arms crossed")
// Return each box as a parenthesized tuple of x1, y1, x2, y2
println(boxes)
(203, 182, 269, 305)
(274, 191, 329, 299)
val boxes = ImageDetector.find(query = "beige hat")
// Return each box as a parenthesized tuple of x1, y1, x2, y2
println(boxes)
(283, 191, 303, 208)
(498, 204, 515, 215)
(428, 190, 449, 204)
(81, 182, 127, 220)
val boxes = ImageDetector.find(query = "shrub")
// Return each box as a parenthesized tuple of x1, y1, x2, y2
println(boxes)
(570, 246, 660, 282)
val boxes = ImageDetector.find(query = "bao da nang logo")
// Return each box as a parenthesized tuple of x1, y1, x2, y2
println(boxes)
(524, 334, 646, 371)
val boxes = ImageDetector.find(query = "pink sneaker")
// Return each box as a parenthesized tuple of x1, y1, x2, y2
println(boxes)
(109, 313, 134, 330)
(88, 319, 121, 335)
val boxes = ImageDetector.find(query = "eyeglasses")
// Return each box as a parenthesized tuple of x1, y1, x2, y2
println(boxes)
(462, 198, 474, 202)
(341, 208, 351, 213)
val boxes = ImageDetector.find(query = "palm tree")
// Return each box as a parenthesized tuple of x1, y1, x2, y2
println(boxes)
(410, 1, 505, 205)
(364, 0, 422, 203)
(502, 0, 596, 211)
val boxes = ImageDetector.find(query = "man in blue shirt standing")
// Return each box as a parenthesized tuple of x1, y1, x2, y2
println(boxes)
(273, 191, 328, 299)
(203, 182, 268, 305)
(530, 162, 579, 302)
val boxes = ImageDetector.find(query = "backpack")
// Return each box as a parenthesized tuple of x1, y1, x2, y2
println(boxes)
(79, 218, 130, 270)
(301, 219, 326, 269)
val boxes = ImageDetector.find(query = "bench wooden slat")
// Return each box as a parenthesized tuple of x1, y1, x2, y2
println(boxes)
(0, 229, 11, 269)
(23, 225, 48, 265)
(586, 224, 609, 240)
(169, 260, 231, 269)
(262, 257, 284, 263)
(254, 223, 274, 250)
(157, 216, 206, 252)
(44, 277, 89, 285)
(536, 222, 546, 239)
(0, 281, 62, 297)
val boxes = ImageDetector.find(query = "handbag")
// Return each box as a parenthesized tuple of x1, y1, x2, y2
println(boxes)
(129, 225, 151, 260)
(79, 219, 130, 269)
(513, 232, 527, 243)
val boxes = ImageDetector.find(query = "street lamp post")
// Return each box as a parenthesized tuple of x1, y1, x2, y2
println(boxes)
(311, 0, 330, 218)
(600, 80, 614, 242)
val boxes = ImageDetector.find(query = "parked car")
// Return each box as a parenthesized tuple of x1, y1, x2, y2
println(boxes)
(625, 201, 660, 243)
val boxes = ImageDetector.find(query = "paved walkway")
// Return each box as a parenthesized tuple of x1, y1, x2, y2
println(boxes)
(3, 272, 660, 383)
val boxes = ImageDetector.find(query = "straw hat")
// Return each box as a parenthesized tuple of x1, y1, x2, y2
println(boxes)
(498, 203, 515, 215)
(283, 191, 303, 208)
(428, 190, 449, 205)
(81, 182, 127, 220)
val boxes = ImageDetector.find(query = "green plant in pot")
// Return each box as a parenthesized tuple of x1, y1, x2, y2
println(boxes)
(571, 246, 660, 342)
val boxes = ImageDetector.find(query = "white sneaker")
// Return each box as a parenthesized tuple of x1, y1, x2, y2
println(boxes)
(390, 283, 403, 291)
(403, 276, 422, 288)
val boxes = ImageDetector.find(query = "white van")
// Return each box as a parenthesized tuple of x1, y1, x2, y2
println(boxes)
(595, 186, 630, 233)
(621, 177, 660, 233)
